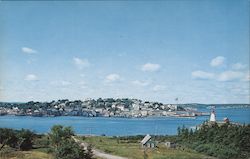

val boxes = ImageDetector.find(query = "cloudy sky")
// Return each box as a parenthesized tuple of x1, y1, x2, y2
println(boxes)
(0, 0, 249, 104)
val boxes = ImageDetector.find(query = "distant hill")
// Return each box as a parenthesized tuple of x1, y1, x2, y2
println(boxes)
(180, 103, 250, 109)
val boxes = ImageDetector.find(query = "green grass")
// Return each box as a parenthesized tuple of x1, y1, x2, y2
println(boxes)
(0, 149, 53, 159)
(80, 136, 214, 159)
(1, 136, 215, 159)
(0, 140, 53, 159)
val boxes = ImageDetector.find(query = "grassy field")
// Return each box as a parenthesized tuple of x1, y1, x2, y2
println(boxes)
(80, 136, 214, 159)
(0, 149, 53, 159)
(1, 136, 215, 159)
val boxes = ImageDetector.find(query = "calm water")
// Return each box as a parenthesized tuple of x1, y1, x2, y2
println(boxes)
(0, 108, 249, 136)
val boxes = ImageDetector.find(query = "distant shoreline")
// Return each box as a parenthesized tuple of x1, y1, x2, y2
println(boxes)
(0, 114, 199, 119)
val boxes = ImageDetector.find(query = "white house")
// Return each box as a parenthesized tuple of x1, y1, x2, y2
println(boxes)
(141, 134, 156, 148)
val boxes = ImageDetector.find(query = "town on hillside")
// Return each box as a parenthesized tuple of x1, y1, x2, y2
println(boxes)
(0, 98, 210, 118)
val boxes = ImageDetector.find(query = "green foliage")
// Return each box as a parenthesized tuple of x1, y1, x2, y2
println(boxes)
(55, 140, 86, 159)
(17, 129, 35, 150)
(177, 123, 250, 159)
(48, 125, 94, 159)
(82, 136, 207, 159)
(34, 135, 50, 148)
(48, 125, 74, 148)
(0, 128, 18, 150)
(0, 128, 35, 151)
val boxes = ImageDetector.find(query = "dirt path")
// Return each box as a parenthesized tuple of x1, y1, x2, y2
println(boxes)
(73, 136, 128, 159)
(92, 149, 128, 159)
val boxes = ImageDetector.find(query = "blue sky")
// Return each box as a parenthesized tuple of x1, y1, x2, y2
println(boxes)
(0, 0, 249, 104)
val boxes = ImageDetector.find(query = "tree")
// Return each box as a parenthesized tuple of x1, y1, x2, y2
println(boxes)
(177, 127, 181, 136)
(177, 123, 250, 159)
(49, 125, 74, 149)
(0, 128, 18, 151)
(55, 140, 86, 159)
(49, 125, 93, 159)
(17, 129, 35, 150)
(0, 128, 35, 151)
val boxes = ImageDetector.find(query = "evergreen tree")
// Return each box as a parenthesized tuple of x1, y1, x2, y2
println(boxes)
(177, 123, 250, 159)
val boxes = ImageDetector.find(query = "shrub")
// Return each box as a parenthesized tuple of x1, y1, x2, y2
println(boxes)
(55, 140, 86, 159)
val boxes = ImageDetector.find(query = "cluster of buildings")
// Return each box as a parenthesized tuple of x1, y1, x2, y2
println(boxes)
(0, 98, 188, 118)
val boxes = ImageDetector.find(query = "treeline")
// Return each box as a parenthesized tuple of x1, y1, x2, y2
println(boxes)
(0, 125, 94, 159)
(177, 122, 250, 159)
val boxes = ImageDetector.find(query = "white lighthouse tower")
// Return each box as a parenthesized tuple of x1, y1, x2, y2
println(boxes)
(209, 108, 216, 122)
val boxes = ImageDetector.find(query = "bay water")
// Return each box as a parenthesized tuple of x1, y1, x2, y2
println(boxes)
(0, 107, 249, 136)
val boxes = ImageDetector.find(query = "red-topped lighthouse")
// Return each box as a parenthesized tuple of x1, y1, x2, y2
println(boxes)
(209, 108, 216, 122)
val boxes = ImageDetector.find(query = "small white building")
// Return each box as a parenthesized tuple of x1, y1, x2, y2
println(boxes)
(141, 134, 156, 148)
(117, 105, 125, 111)
(132, 103, 140, 111)
(162, 111, 167, 116)
(95, 108, 103, 113)
(141, 110, 148, 116)
(165, 141, 176, 148)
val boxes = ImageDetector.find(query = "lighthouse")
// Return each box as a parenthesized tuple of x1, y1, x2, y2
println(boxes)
(209, 109, 216, 122)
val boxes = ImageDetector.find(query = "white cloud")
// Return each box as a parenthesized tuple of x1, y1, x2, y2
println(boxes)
(80, 74, 85, 78)
(132, 80, 150, 86)
(61, 81, 71, 86)
(25, 74, 38, 81)
(141, 63, 161, 72)
(22, 47, 37, 54)
(232, 63, 247, 70)
(152, 85, 166, 92)
(191, 71, 214, 80)
(50, 80, 72, 86)
(73, 57, 90, 69)
(217, 71, 245, 82)
(78, 81, 87, 89)
(192, 69, 249, 82)
(210, 56, 225, 67)
(78, 81, 86, 85)
(105, 74, 121, 82)
(243, 71, 250, 82)
(27, 96, 34, 100)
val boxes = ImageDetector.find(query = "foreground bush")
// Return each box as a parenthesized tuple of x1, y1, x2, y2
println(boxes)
(55, 140, 86, 159)
(0, 128, 35, 151)
(49, 125, 94, 159)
